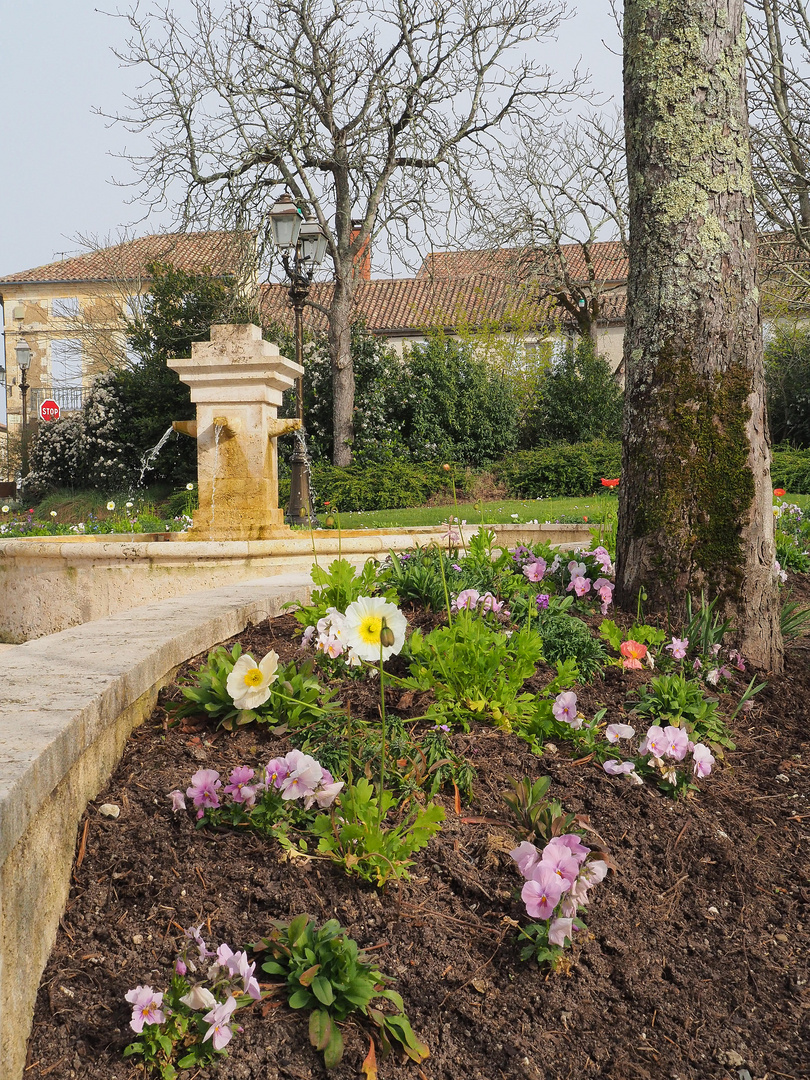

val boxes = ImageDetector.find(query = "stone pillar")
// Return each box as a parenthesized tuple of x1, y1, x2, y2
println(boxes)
(168, 324, 302, 541)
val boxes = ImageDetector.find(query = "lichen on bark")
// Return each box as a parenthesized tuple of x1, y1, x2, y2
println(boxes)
(618, 0, 783, 671)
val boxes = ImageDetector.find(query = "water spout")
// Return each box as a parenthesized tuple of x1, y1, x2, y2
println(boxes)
(137, 426, 175, 486)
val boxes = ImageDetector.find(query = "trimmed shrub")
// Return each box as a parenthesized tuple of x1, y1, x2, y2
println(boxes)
(771, 447, 810, 494)
(280, 460, 453, 513)
(493, 440, 622, 498)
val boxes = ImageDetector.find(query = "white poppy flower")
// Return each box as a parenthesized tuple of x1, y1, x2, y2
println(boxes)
(225, 651, 279, 710)
(343, 596, 407, 662)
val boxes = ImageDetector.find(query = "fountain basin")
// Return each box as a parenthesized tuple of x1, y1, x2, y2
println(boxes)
(0, 522, 593, 642)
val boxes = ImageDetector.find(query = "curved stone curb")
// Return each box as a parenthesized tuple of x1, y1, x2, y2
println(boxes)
(0, 572, 314, 1080)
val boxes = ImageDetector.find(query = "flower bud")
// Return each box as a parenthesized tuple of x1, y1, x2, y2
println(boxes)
(281, 680, 294, 696)
(380, 624, 395, 648)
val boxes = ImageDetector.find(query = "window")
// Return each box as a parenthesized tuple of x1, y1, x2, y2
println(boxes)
(50, 339, 83, 387)
(51, 296, 80, 318)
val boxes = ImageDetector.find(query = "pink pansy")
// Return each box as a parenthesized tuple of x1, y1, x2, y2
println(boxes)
(168, 789, 187, 812)
(224, 766, 259, 807)
(560, 895, 578, 919)
(216, 943, 238, 973)
(662, 725, 689, 761)
(540, 842, 579, 888)
(312, 777, 345, 809)
(552, 691, 580, 728)
(569, 574, 592, 597)
(125, 985, 166, 1033)
(318, 635, 343, 658)
(186, 769, 222, 818)
(453, 589, 481, 611)
(522, 865, 566, 920)
(265, 758, 290, 789)
(236, 952, 262, 999)
(548, 918, 575, 947)
(302, 624, 316, 645)
(605, 723, 635, 744)
(692, 743, 715, 778)
(280, 750, 323, 801)
(480, 592, 507, 614)
(665, 636, 689, 660)
(603, 759, 637, 776)
(570, 860, 608, 905)
(510, 840, 541, 878)
(641, 726, 669, 758)
(590, 546, 613, 573)
(522, 558, 547, 583)
(202, 995, 239, 1050)
(553, 834, 591, 864)
(567, 560, 587, 578)
(728, 649, 746, 672)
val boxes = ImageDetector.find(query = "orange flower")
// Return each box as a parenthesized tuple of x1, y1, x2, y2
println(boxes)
(774, 488, 786, 497)
(601, 478, 620, 488)
(620, 640, 647, 669)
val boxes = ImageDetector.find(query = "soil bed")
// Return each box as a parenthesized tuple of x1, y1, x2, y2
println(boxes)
(25, 601, 810, 1080)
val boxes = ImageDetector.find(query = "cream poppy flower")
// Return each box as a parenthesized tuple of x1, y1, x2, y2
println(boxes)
(107, 501, 116, 511)
(343, 596, 407, 662)
(226, 651, 279, 710)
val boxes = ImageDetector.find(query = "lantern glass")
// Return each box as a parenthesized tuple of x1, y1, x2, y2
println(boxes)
(15, 339, 32, 371)
(270, 193, 302, 251)
(298, 219, 327, 266)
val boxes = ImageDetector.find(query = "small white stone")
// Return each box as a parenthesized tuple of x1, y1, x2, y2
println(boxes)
(99, 803, 120, 818)
(707, 906, 720, 916)
(776, 773, 790, 783)
(132, 933, 143, 944)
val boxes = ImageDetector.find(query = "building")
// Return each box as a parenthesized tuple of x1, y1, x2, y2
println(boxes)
(0, 231, 253, 478)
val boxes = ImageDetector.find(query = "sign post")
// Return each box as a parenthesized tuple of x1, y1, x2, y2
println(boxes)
(39, 399, 60, 422)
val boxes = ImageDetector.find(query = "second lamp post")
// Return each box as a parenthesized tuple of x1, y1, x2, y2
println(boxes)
(270, 193, 328, 526)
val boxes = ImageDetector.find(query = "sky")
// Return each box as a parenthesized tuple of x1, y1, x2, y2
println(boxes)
(0, 1, 623, 280)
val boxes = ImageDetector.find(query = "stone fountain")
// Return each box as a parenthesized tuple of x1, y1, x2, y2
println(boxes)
(169, 323, 302, 540)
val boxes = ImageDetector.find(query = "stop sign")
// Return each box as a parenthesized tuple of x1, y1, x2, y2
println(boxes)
(40, 399, 60, 422)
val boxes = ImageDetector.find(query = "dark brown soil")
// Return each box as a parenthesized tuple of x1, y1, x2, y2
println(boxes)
(24, 599, 810, 1080)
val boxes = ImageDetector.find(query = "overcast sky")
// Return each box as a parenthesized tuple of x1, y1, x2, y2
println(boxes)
(0, 1, 623, 279)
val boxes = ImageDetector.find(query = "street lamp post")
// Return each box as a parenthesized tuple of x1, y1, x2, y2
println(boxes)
(270, 193, 328, 526)
(15, 339, 32, 481)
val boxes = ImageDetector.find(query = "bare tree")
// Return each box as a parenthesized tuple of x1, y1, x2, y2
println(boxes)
(483, 112, 627, 336)
(109, 0, 580, 464)
(617, 0, 783, 672)
(747, 0, 810, 246)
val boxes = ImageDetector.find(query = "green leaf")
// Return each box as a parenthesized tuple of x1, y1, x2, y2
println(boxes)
(288, 988, 312, 1009)
(323, 1024, 345, 1069)
(309, 1009, 334, 1052)
(298, 963, 321, 987)
(288, 914, 310, 947)
(311, 975, 336, 1006)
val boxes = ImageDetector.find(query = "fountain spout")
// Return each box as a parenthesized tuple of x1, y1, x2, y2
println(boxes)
(167, 324, 304, 541)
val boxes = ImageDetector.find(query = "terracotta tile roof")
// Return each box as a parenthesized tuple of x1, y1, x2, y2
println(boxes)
(418, 240, 629, 285)
(0, 231, 253, 286)
(261, 269, 628, 336)
(260, 274, 573, 336)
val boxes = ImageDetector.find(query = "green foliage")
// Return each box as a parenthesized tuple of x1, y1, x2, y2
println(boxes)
(404, 611, 544, 728)
(781, 594, 810, 641)
(537, 612, 607, 681)
(256, 916, 428, 1069)
(288, 558, 384, 629)
(771, 447, 810, 493)
(765, 323, 810, 447)
(379, 547, 453, 611)
(599, 619, 667, 652)
(493, 440, 622, 498)
(310, 778, 445, 886)
(682, 592, 733, 658)
(501, 776, 579, 844)
(168, 645, 337, 731)
(403, 334, 520, 465)
(630, 674, 734, 750)
(518, 918, 585, 967)
(293, 460, 452, 513)
(521, 336, 623, 447)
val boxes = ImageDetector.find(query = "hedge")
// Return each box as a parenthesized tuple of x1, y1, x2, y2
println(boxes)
(493, 441, 622, 498)
(771, 448, 810, 494)
(279, 460, 453, 513)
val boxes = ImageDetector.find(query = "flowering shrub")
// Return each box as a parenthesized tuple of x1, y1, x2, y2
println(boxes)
(123, 924, 260, 1078)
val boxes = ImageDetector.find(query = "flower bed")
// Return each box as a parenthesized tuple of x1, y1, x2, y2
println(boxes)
(24, 539, 810, 1079)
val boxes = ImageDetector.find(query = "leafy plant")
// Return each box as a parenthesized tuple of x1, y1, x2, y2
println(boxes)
(501, 775, 579, 845)
(290, 558, 384, 629)
(682, 592, 734, 658)
(308, 778, 444, 887)
(630, 673, 734, 750)
(168, 645, 337, 731)
(538, 612, 607, 681)
(404, 610, 544, 729)
(599, 618, 667, 653)
(379, 547, 451, 611)
(781, 594, 810, 641)
(255, 915, 429, 1069)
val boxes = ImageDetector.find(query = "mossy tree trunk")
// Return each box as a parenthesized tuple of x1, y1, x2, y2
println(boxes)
(616, 0, 783, 672)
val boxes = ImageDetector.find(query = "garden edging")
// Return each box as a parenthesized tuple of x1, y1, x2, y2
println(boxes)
(0, 573, 314, 1080)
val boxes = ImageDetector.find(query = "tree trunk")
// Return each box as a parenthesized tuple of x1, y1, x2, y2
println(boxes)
(617, 0, 783, 672)
(328, 270, 355, 467)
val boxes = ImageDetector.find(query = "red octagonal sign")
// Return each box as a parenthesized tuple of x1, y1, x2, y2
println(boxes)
(40, 399, 60, 422)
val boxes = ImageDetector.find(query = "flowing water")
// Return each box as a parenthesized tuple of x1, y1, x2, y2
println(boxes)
(211, 424, 221, 522)
(137, 426, 176, 487)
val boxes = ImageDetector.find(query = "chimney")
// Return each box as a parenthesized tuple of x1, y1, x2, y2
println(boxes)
(350, 219, 371, 281)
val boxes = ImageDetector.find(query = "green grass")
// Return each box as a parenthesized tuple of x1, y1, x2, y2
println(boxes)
(323, 495, 619, 530)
